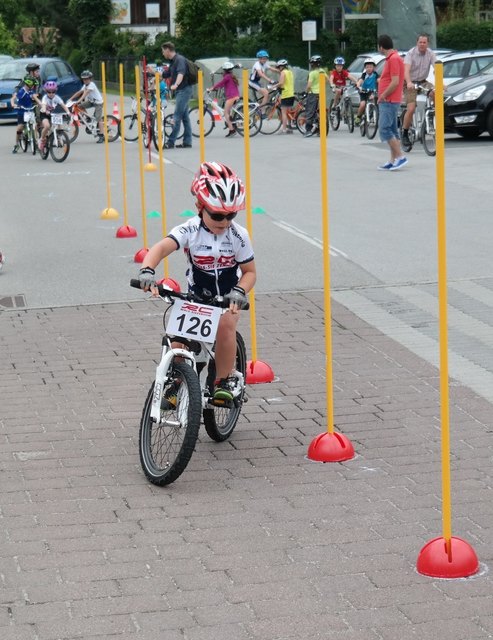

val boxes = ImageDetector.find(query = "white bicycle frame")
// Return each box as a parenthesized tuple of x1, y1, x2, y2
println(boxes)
(150, 299, 245, 424)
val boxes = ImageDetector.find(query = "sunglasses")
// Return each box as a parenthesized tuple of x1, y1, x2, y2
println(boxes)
(205, 210, 238, 222)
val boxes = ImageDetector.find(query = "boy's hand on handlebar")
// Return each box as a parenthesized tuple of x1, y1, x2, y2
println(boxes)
(224, 286, 248, 313)
(139, 267, 156, 290)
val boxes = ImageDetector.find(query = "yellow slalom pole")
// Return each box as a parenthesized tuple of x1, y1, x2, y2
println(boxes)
(319, 74, 334, 435)
(100, 62, 118, 219)
(135, 65, 149, 250)
(242, 69, 258, 364)
(435, 62, 452, 551)
(197, 70, 205, 163)
(155, 71, 169, 279)
(119, 64, 129, 226)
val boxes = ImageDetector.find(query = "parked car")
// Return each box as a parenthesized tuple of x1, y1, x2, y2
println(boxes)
(444, 60, 493, 138)
(0, 54, 13, 63)
(0, 57, 82, 120)
(430, 49, 493, 86)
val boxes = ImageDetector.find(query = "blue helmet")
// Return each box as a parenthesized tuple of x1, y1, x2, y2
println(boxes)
(334, 56, 345, 65)
(256, 50, 269, 58)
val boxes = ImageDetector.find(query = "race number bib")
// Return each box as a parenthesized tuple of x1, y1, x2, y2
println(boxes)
(23, 110, 35, 123)
(166, 300, 221, 344)
(51, 113, 64, 126)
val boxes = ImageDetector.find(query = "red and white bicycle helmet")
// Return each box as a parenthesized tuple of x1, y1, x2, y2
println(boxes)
(191, 162, 246, 214)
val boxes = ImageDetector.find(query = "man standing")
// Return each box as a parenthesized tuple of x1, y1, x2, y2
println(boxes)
(377, 34, 407, 171)
(402, 34, 436, 146)
(161, 41, 192, 149)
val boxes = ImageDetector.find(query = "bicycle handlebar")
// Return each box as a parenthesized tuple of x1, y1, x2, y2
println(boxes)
(130, 279, 250, 310)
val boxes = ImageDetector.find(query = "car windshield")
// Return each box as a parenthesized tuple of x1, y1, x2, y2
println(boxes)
(0, 60, 32, 81)
(480, 60, 493, 76)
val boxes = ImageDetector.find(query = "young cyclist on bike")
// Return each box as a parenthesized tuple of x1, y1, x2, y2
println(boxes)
(38, 81, 72, 151)
(207, 62, 240, 137)
(271, 59, 295, 134)
(329, 57, 357, 109)
(355, 59, 379, 125)
(249, 50, 276, 109)
(11, 76, 41, 154)
(69, 70, 105, 143)
(138, 161, 256, 404)
(304, 54, 329, 138)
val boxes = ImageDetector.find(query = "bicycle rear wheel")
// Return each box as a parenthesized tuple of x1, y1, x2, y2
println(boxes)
(421, 110, 436, 157)
(139, 362, 201, 486)
(232, 103, 262, 137)
(123, 114, 140, 141)
(365, 103, 379, 140)
(189, 106, 214, 138)
(203, 332, 247, 442)
(329, 100, 340, 131)
(259, 105, 282, 134)
(49, 130, 70, 162)
(296, 110, 307, 134)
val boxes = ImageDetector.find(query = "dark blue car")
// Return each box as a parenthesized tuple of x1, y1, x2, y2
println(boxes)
(0, 57, 82, 120)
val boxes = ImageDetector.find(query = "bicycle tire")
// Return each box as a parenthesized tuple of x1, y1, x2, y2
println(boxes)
(162, 113, 184, 141)
(421, 110, 436, 157)
(20, 132, 28, 152)
(203, 332, 247, 442)
(296, 110, 307, 134)
(400, 109, 413, 152)
(259, 105, 282, 135)
(189, 106, 214, 138)
(359, 115, 366, 137)
(104, 115, 120, 142)
(329, 100, 340, 131)
(366, 103, 379, 140)
(49, 130, 70, 163)
(123, 114, 140, 142)
(143, 113, 153, 149)
(232, 102, 262, 137)
(139, 362, 201, 486)
(30, 124, 37, 155)
(346, 100, 355, 133)
(66, 119, 79, 143)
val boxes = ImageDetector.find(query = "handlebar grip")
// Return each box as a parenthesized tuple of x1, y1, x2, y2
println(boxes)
(129, 279, 250, 310)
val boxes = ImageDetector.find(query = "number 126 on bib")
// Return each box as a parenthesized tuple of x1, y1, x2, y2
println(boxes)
(166, 300, 222, 343)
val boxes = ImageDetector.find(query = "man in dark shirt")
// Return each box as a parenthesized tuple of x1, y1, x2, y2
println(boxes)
(161, 41, 193, 149)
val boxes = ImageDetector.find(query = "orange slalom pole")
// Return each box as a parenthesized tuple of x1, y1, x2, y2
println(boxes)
(197, 70, 205, 163)
(135, 65, 148, 249)
(100, 62, 118, 219)
(155, 71, 169, 278)
(306, 74, 354, 463)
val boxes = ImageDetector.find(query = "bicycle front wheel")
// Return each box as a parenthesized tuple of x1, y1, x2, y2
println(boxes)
(139, 362, 201, 486)
(421, 110, 436, 157)
(123, 114, 140, 141)
(232, 103, 262, 137)
(189, 106, 214, 138)
(203, 332, 247, 442)
(49, 130, 70, 163)
(329, 100, 340, 131)
(20, 131, 28, 152)
(366, 103, 379, 140)
(346, 100, 355, 133)
(295, 110, 307, 134)
(104, 115, 120, 142)
(30, 125, 37, 155)
(400, 109, 413, 152)
(259, 105, 282, 134)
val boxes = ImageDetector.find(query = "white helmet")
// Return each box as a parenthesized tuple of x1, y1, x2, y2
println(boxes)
(364, 58, 375, 66)
(222, 62, 235, 71)
(276, 59, 288, 68)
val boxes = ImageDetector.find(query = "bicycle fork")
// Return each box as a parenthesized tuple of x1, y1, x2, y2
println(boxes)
(151, 345, 196, 423)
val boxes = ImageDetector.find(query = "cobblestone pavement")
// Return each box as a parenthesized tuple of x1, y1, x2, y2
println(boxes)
(1, 291, 493, 640)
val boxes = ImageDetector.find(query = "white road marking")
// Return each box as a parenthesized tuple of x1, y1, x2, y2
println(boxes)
(268, 218, 347, 257)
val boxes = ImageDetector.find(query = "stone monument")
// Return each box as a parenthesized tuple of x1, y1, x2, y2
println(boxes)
(378, 0, 437, 49)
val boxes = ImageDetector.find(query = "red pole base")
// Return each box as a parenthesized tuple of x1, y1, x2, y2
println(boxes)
(307, 432, 355, 463)
(116, 225, 138, 238)
(156, 278, 181, 292)
(246, 360, 275, 384)
(417, 536, 479, 578)
(134, 247, 149, 263)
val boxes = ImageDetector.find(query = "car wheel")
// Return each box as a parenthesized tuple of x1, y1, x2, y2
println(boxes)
(486, 109, 493, 138)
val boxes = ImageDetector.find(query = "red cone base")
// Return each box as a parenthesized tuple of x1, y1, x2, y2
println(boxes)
(134, 247, 149, 263)
(116, 225, 137, 238)
(417, 536, 479, 578)
(246, 360, 275, 384)
(307, 432, 355, 463)
(156, 278, 181, 292)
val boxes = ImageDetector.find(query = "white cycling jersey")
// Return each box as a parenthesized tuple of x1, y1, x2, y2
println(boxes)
(168, 216, 254, 299)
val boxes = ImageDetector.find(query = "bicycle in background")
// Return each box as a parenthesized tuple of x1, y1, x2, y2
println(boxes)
(123, 94, 179, 150)
(39, 113, 70, 162)
(254, 87, 307, 135)
(66, 101, 120, 143)
(358, 90, 379, 140)
(329, 85, 355, 133)
(18, 109, 39, 155)
(399, 84, 436, 157)
(130, 279, 248, 486)
(189, 91, 262, 138)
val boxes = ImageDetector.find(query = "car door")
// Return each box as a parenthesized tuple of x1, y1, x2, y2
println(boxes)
(53, 61, 80, 101)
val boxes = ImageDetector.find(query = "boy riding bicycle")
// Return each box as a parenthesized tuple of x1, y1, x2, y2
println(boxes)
(329, 57, 357, 109)
(69, 70, 105, 143)
(138, 161, 256, 404)
(11, 76, 41, 154)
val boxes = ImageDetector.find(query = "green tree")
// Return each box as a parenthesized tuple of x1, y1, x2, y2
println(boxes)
(0, 14, 18, 54)
(68, 0, 113, 63)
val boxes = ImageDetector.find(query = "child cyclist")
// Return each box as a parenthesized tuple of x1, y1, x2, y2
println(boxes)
(138, 161, 256, 404)
(207, 62, 240, 137)
(249, 50, 276, 108)
(304, 54, 329, 138)
(355, 58, 379, 125)
(68, 70, 105, 143)
(11, 76, 41, 154)
(38, 81, 72, 151)
(329, 56, 357, 109)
